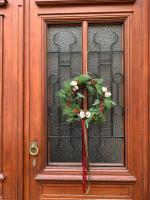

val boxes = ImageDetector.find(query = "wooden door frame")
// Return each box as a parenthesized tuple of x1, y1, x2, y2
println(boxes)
(149, 1, 150, 198)
(1, 0, 149, 199)
(0, 14, 5, 197)
(22, 1, 148, 199)
(0, 0, 150, 200)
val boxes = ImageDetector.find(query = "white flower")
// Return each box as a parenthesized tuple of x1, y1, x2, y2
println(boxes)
(105, 91, 111, 98)
(85, 111, 91, 118)
(72, 85, 79, 91)
(71, 80, 77, 86)
(74, 85, 78, 90)
(79, 110, 86, 119)
(102, 87, 107, 92)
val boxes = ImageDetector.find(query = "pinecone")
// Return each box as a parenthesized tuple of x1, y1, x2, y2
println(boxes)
(99, 102, 104, 112)
(66, 99, 71, 107)
(73, 108, 80, 114)
(89, 79, 97, 85)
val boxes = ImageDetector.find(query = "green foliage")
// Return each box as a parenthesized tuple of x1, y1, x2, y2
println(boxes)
(104, 98, 116, 109)
(86, 85, 95, 95)
(76, 92, 85, 99)
(92, 99, 100, 106)
(93, 79, 103, 84)
(58, 74, 115, 128)
(94, 84, 102, 95)
(64, 80, 72, 92)
(74, 74, 91, 85)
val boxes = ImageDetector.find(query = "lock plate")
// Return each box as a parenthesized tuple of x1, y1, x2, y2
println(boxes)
(30, 141, 39, 156)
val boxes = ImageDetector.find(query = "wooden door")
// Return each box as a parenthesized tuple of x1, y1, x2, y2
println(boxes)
(23, 0, 149, 199)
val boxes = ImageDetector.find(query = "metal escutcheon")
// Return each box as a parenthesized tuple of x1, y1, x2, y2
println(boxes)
(29, 141, 39, 156)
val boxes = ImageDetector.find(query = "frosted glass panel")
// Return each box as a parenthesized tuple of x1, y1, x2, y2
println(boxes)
(88, 24, 124, 163)
(47, 25, 82, 163)
(47, 24, 124, 165)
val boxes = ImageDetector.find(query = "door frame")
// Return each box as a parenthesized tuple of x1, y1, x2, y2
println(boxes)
(22, 0, 150, 199)
(0, 0, 149, 199)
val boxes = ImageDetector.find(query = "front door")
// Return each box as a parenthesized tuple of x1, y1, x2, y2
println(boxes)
(24, 0, 149, 199)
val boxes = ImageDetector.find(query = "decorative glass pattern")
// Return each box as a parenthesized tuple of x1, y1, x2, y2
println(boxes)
(47, 24, 124, 165)
(47, 25, 82, 163)
(88, 24, 124, 163)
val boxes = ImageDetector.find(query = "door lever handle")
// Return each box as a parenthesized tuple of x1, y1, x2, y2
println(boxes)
(29, 141, 39, 156)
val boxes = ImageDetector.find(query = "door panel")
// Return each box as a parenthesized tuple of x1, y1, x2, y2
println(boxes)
(39, 183, 133, 199)
(23, 0, 149, 199)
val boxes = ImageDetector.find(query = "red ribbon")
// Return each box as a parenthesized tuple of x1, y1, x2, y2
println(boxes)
(82, 119, 87, 193)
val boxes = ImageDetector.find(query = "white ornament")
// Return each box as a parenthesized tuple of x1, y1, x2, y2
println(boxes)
(71, 80, 77, 86)
(79, 110, 86, 119)
(72, 85, 79, 91)
(105, 91, 111, 98)
(102, 87, 107, 92)
(85, 111, 91, 118)
(74, 85, 78, 90)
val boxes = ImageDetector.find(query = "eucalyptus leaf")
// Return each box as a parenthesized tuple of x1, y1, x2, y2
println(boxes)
(92, 99, 100, 106)
(85, 119, 89, 128)
(77, 92, 85, 99)
(67, 118, 74, 122)
(104, 99, 115, 108)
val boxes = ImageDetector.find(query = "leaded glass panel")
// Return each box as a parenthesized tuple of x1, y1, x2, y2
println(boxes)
(88, 24, 124, 163)
(47, 23, 124, 165)
(47, 25, 82, 163)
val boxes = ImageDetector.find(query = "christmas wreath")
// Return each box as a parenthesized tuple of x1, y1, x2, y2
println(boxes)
(58, 74, 115, 193)
(59, 74, 115, 128)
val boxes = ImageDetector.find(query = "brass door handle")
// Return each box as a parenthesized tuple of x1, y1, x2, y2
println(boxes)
(29, 141, 39, 156)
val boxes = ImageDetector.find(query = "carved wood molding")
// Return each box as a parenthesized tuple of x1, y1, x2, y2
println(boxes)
(35, 0, 136, 6)
(35, 173, 136, 183)
(0, 16, 4, 184)
(0, 0, 7, 6)
(0, 16, 4, 200)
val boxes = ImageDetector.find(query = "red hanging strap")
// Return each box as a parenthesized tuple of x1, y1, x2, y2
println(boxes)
(81, 119, 88, 193)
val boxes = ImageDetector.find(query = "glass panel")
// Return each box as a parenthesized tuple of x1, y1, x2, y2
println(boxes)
(47, 23, 124, 165)
(88, 24, 124, 164)
(47, 25, 82, 163)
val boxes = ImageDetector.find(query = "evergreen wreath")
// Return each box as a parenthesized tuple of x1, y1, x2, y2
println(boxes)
(59, 74, 116, 128)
